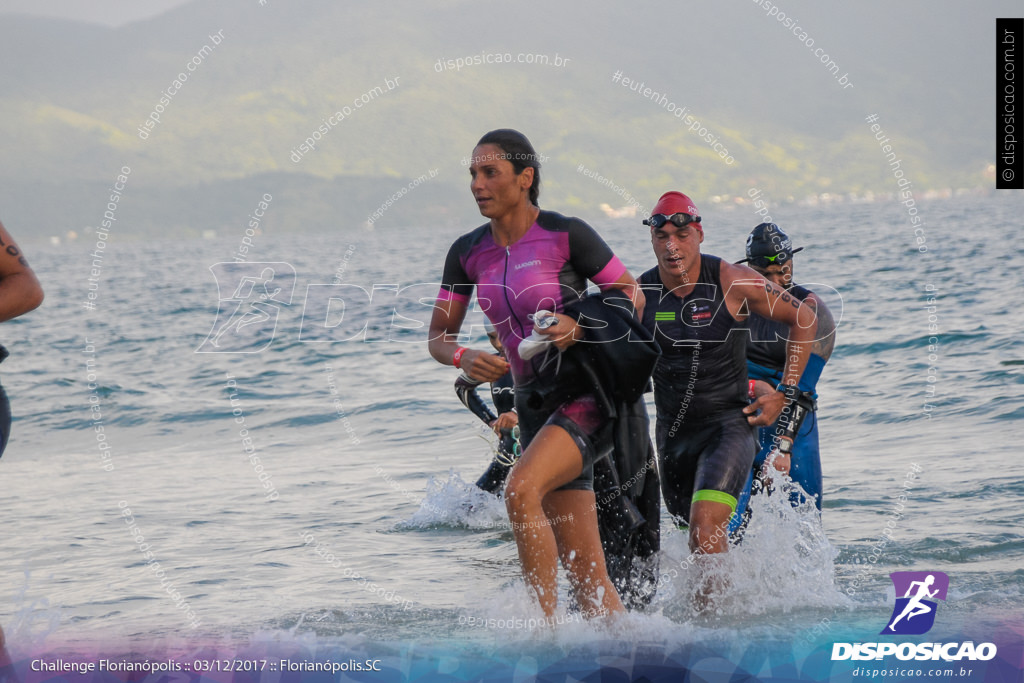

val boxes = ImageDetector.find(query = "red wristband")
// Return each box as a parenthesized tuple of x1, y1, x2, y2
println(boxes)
(748, 379, 757, 400)
(453, 347, 468, 369)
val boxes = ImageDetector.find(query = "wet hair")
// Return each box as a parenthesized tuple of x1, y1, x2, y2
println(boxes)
(476, 129, 541, 206)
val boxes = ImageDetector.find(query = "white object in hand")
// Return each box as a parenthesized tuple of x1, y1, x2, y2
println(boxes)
(518, 311, 559, 360)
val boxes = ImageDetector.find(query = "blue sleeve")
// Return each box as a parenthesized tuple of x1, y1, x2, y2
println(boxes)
(747, 353, 826, 396)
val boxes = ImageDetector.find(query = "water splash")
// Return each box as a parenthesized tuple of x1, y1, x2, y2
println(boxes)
(5, 571, 62, 653)
(393, 470, 508, 531)
(654, 476, 850, 623)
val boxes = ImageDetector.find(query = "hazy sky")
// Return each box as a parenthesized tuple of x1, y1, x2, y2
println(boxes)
(1, 0, 1018, 236)
(0, 0, 187, 26)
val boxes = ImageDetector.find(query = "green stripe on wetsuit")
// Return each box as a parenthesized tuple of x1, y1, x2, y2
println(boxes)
(693, 489, 738, 513)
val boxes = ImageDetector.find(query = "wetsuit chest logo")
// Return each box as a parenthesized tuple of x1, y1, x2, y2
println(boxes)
(683, 301, 713, 326)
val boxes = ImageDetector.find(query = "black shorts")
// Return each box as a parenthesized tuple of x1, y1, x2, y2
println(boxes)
(656, 410, 756, 524)
(515, 392, 607, 492)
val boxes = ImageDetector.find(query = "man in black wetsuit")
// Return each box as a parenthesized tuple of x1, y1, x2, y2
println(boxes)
(454, 321, 518, 494)
(637, 192, 817, 604)
(735, 223, 837, 517)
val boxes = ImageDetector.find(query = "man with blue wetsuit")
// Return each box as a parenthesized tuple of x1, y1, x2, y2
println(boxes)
(636, 192, 817, 607)
(733, 223, 836, 521)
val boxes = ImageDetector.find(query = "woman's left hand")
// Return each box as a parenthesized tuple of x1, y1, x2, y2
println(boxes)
(536, 313, 581, 351)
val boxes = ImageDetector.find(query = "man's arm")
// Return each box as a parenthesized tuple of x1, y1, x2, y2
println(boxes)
(750, 291, 835, 395)
(0, 221, 43, 322)
(805, 292, 836, 361)
(722, 263, 817, 426)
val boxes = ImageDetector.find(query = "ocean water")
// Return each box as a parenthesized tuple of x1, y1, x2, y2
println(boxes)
(1, 192, 1022, 680)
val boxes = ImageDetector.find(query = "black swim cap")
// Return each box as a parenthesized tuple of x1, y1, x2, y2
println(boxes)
(737, 223, 804, 267)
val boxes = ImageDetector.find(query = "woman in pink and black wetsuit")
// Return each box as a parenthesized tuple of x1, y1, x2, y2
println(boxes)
(428, 129, 644, 620)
